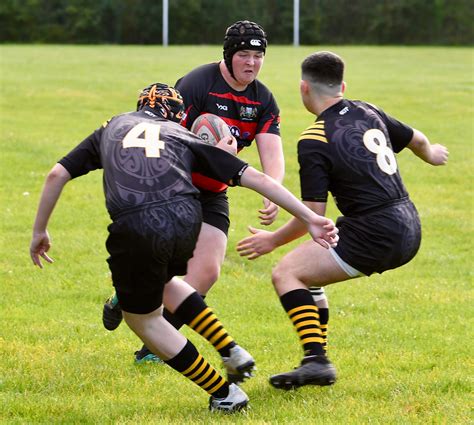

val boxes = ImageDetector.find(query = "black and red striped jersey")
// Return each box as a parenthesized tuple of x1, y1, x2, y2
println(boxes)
(175, 62, 280, 192)
(58, 107, 248, 220)
(298, 99, 414, 217)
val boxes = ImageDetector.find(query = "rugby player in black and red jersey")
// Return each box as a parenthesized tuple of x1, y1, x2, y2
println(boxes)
(104, 20, 331, 364)
(237, 51, 449, 389)
(29, 83, 339, 411)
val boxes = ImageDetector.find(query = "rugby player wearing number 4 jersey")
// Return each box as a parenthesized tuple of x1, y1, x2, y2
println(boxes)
(237, 51, 449, 389)
(29, 82, 339, 411)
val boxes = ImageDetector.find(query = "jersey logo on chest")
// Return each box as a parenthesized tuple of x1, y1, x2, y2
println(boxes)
(240, 106, 257, 120)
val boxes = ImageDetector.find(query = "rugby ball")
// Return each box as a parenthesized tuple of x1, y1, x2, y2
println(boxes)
(190, 114, 232, 147)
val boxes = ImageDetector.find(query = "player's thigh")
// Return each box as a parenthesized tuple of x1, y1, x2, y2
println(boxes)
(184, 223, 228, 292)
(274, 240, 351, 287)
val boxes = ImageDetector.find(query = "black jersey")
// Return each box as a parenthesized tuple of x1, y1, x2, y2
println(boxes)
(58, 107, 248, 220)
(298, 99, 414, 217)
(175, 63, 280, 192)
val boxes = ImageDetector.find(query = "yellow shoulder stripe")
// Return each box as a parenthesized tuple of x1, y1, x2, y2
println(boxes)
(300, 135, 328, 143)
(298, 121, 327, 143)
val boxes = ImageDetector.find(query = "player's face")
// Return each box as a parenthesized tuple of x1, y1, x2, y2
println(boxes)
(232, 50, 264, 86)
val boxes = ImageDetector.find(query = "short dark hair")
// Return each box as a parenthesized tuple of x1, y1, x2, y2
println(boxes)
(301, 51, 344, 87)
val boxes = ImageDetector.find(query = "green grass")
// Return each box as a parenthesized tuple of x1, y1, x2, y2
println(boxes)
(1, 45, 472, 424)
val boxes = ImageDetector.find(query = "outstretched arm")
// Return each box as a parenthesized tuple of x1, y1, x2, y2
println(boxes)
(239, 167, 337, 252)
(407, 129, 449, 165)
(237, 201, 327, 259)
(30, 163, 71, 268)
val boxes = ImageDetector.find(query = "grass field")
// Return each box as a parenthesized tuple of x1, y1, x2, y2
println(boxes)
(0, 45, 472, 424)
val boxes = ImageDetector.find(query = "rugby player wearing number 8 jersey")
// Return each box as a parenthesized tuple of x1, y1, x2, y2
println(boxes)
(237, 51, 449, 389)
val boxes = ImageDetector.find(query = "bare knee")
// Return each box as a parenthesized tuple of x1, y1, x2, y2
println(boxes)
(184, 259, 221, 294)
(271, 262, 289, 291)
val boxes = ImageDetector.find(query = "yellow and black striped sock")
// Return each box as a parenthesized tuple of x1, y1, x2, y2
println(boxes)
(173, 292, 236, 357)
(280, 289, 325, 357)
(318, 308, 329, 353)
(163, 295, 206, 330)
(165, 340, 229, 398)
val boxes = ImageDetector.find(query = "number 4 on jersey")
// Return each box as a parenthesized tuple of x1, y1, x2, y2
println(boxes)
(122, 122, 165, 158)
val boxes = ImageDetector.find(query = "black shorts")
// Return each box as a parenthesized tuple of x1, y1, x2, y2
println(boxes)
(334, 199, 421, 276)
(106, 197, 202, 314)
(198, 190, 230, 236)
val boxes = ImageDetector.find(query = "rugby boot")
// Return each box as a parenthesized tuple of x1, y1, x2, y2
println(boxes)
(209, 383, 249, 413)
(102, 293, 123, 331)
(269, 355, 336, 390)
(222, 345, 256, 384)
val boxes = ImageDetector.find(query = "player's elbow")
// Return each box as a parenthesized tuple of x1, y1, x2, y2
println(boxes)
(407, 129, 429, 153)
(46, 163, 71, 185)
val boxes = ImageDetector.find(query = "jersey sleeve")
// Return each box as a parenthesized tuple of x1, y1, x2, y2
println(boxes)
(58, 124, 104, 178)
(187, 141, 249, 186)
(370, 105, 414, 153)
(175, 64, 217, 130)
(256, 88, 281, 136)
(297, 133, 332, 202)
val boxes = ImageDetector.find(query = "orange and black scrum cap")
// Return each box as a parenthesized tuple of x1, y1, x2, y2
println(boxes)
(137, 83, 185, 123)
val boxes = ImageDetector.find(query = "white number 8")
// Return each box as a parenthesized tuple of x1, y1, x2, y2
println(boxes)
(363, 129, 397, 175)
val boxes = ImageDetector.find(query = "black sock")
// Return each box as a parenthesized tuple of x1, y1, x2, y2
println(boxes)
(318, 307, 329, 353)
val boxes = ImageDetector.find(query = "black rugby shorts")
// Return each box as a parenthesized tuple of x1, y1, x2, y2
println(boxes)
(106, 197, 202, 314)
(334, 199, 421, 276)
(198, 190, 230, 236)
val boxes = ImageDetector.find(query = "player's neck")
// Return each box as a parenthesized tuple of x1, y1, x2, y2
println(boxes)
(219, 61, 248, 91)
(315, 96, 343, 116)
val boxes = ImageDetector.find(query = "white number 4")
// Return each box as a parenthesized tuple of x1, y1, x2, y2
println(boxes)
(363, 129, 397, 175)
(122, 122, 164, 158)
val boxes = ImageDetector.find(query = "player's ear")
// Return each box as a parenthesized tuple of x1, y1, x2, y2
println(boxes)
(341, 81, 346, 94)
(300, 79, 309, 95)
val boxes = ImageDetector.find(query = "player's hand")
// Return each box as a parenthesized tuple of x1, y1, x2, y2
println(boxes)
(258, 197, 279, 225)
(307, 219, 339, 249)
(428, 144, 449, 166)
(30, 230, 54, 268)
(216, 136, 237, 155)
(236, 226, 276, 260)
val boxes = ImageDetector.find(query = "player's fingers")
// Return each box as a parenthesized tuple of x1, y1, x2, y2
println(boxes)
(238, 248, 254, 257)
(326, 235, 339, 248)
(237, 235, 256, 248)
(41, 252, 54, 264)
(259, 203, 278, 214)
(323, 220, 337, 229)
(259, 210, 278, 224)
(316, 238, 331, 249)
(259, 217, 275, 226)
(236, 243, 252, 253)
(31, 253, 43, 268)
(325, 228, 338, 237)
(247, 252, 261, 260)
(247, 225, 260, 235)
